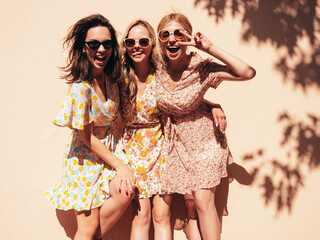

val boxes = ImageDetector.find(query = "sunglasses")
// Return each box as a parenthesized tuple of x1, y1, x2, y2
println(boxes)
(158, 29, 187, 42)
(124, 38, 150, 48)
(85, 40, 113, 50)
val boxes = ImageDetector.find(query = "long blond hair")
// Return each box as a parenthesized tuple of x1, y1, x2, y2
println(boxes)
(120, 20, 158, 110)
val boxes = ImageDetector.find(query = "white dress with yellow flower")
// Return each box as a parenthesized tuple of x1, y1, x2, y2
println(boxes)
(117, 73, 166, 198)
(45, 81, 128, 211)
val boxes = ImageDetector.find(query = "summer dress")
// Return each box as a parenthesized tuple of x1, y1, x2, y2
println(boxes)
(156, 52, 233, 194)
(45, 81, 128, 211)
(117, 73, 166, 198)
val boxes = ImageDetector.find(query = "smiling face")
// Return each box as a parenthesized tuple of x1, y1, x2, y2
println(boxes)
(159, 21, 188, 63)
(84, 26, 112, 75)
(126, 25, 152, 65)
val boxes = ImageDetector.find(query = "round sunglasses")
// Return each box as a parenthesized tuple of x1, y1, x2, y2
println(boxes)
(158, 29, 187, 42)
(124, 38, 150, 49)
(85, 40, 113, 50)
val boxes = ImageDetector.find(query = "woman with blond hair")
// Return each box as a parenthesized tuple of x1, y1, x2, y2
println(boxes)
(156, 13, 256, 240)
(117, 19, 172, 240)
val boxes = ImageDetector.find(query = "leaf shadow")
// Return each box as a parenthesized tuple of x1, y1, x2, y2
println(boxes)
(194, 0, 320, 215)
(194, 0, 320, 90)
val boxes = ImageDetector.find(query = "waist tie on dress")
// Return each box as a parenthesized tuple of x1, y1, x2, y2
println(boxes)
(126, 122, 161, 129)
(167, 115, 177, 154)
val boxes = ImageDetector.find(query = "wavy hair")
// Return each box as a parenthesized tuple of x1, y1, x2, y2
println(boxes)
(120, 20, 158, 110)
(60, 14, 122, 84)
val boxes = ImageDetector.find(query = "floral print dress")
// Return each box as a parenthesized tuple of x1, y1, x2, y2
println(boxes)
(156, 52, 233, 194)
(45, 81, 128, 211)
(117, 73, 166, 198)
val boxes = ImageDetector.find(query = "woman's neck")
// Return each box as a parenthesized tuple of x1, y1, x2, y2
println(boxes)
(133, 61, 151, 83)
(92, 69, 104, 83)
(167, 54, 191, 82)
(167, 53, 190, 74)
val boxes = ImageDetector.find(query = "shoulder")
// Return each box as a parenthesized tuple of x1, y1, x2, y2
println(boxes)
(191, 52, 225, 73)
(69, 81, 92, 92)
(68, 81, 93, 97)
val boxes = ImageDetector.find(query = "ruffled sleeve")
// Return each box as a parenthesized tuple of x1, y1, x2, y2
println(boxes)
(200, 59, 226, 88)
(53, 82, 93, 130)
(194, 54, 226, 89)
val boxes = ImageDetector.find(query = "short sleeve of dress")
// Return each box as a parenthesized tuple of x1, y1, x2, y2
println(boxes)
(197, 58, 226, 89)
(53, 82, 93, 130)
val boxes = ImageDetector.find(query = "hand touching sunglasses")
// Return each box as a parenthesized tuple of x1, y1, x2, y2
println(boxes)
(159, 29, 214, 53)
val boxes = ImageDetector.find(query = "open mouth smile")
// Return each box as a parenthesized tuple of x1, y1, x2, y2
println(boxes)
(167, 46, 180, 54)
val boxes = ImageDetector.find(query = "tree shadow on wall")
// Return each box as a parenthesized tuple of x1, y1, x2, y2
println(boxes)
(194, 0, 320, 215)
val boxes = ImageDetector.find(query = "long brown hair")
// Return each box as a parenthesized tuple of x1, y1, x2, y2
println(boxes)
(60, 14, 122, 84)
(120, 20, 158, 109)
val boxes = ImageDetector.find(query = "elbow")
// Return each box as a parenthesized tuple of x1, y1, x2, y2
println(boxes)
(244, 67, 256, 80)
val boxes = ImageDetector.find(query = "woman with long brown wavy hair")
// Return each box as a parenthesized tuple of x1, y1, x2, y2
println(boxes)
(45, 14, 135, 240)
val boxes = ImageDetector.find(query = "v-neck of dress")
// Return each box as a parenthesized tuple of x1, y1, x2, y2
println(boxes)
(137, 73, 153, 99)
(163, 53, 196, 92)
(91, 82, 110, 106)
(137, 84, 147, 99)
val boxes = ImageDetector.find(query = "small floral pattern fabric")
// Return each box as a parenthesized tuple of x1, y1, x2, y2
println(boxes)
(116, 73, 167, 198)
(45, 81, 128, 211)
(156, 52, 233, 194)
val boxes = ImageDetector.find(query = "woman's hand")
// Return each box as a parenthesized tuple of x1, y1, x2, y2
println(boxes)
(78, 123, 136, 195)
(178, 31, 213, 53)
(212, 107, 227, 133)
(203, 100, 227, 133)
(115, 163, 136, 195)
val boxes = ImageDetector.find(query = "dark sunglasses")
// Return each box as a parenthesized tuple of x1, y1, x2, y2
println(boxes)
(124, 38, 150, 48)
(85, 40, 113, 50)
(158, 29, 187, 42)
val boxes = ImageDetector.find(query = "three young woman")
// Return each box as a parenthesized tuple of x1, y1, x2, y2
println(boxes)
(47, 12, 255, 240)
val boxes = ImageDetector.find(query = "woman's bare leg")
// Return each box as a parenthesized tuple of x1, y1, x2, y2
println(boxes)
(74, 208, 100, 240)
(130, 198, 151, 240)
(96, 176, 133, 238)
(152, 194, 172, 240)
(193, 188, 220, 240)
(184, 194, 201, 240)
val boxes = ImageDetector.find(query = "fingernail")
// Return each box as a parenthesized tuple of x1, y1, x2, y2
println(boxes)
(125, 190, 128, 194)
(118, 188, 121, 192)
(132, 186, 135, 189)
(215, 123, 218, 127)
(130, 191, 133, 194)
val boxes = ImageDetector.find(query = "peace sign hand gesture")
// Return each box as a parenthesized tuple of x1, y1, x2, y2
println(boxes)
(178, 31, 213, 53)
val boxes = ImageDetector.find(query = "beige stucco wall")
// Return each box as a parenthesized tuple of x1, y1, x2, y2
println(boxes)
(1, 0, 319, 239)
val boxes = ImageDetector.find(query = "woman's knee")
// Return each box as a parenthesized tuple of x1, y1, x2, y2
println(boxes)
(193, 189, 216, 212)
(152, 195, 171, 224)
(152, 206, 170, 224)
(132, 199, 151, 225)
